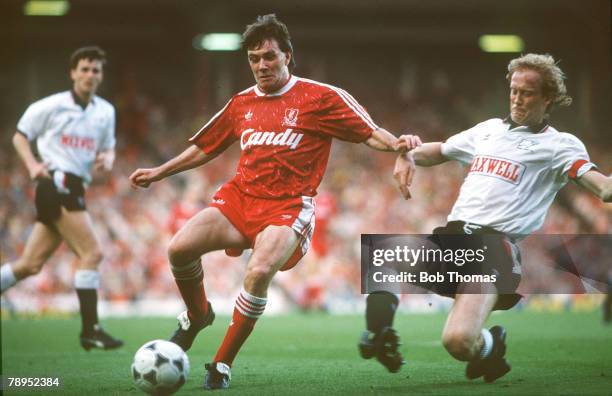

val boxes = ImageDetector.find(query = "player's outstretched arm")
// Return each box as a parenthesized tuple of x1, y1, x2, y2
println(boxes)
(364, 128, 422, 152)
(410, 142, 449, 167)
(12, 132, 50, 180)
(129, 145, 219, 188)
(576, 170, 612, 203)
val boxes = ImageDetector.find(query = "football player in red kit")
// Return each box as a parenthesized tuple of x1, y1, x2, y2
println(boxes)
(130, 14, 420, 389)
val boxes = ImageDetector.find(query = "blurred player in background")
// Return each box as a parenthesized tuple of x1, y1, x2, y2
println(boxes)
(0, 46, 123, 350)
(130, 14, 419, 390)
(362, 53, 612, 381)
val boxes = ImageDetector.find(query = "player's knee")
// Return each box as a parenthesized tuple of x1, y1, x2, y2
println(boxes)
(442, 330, 478, 361)
(24, 262, 45, 277)
(167, 238, 190, 266)
(15, 257, 45, 277)
(167, 236, 203, 267)
(245, 263, 275, 284)
(167, 241, 181, 265)
(83, 248, 104, 267)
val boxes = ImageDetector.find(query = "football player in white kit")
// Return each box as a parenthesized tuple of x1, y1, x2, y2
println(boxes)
(360, 53, 611, 381)
(0, 46, 123, 350)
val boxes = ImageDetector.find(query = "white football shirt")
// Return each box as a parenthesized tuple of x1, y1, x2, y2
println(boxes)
(441, 118, 596, 235)
(17, 91, 116, 184)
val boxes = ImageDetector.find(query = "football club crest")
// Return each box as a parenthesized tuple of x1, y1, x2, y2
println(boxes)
(245, 110, 253, 121)
(283, 108, 299, 127)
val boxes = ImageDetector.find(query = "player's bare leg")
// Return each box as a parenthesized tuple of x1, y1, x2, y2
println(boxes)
(54, 207, 123, 350)
(1, 223, 61, 292)
(243, 225, 299, 296)
(55, 207, 103, 270)
(167, 207, 250, 351)
(205, 225, 300, 390)
(442, 288, 497, 361)
(168, 207, 250, 266)
(442, 284, 511, 382)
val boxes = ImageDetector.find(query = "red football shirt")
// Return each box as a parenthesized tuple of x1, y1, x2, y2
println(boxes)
(189, 76, 377, 199)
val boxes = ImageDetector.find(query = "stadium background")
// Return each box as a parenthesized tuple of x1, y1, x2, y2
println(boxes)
(0, 1, 611, 394)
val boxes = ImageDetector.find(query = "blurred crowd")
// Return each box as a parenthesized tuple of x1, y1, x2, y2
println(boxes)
(1, 81, 610, 315)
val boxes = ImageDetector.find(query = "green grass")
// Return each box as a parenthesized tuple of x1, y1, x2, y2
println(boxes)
(2, 311, 612, 395)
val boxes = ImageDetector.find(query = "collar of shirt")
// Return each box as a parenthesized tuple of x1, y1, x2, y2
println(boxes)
(503, 115, 549, 134)
(254, 75, 298, 97)
(71, 89, 95, 110)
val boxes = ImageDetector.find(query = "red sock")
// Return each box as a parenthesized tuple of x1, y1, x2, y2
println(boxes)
(214, 289, 267, 366)
(171, 259, 209, 320)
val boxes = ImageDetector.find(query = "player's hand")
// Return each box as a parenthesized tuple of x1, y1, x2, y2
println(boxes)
(94, 151, 115, 172)
(394, 151, 416, 199)
(397, 134, 422, 152)
(29, 161, 51, 181)
(129, 167, 163, 188)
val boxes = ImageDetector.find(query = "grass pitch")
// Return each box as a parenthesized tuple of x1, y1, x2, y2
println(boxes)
(2, 310, 612, 395)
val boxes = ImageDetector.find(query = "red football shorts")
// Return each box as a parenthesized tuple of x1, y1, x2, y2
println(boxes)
(210, 181, 316, 271)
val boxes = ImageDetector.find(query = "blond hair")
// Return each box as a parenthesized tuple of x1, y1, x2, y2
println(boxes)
(506, 53, 572, 110)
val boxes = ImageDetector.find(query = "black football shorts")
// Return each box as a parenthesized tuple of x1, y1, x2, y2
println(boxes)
(35, 171, 86, 226)
(418, 221, 523, 310)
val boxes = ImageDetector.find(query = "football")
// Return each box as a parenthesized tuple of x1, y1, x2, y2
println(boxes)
(131, 340, 190, 395)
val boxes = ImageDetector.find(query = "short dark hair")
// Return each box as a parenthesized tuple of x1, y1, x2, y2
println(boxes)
(242, 14, 296, 72)
(69, 46, 107, 70)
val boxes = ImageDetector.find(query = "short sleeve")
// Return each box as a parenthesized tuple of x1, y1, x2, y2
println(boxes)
(440, 122, 485, 164)
(99, 105, 116, 151)
(554, 134, 597, 182)
(188, 98, 238, 155)
(17, 99, 51, 140)
(317, 88, 377, 143)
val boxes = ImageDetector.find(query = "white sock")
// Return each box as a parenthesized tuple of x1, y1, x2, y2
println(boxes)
(236, 289, 267, 319)
(74, 269, 100, 289)
(1, 264, 18, 293)
(479, 328, 493, 359)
